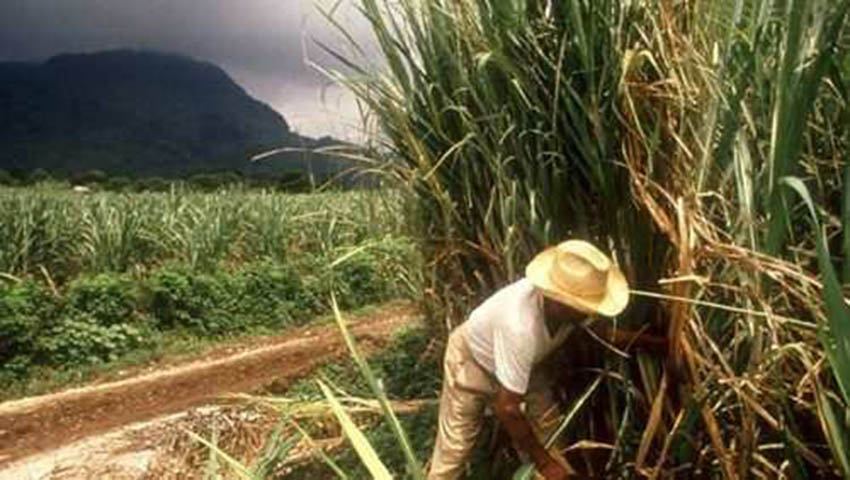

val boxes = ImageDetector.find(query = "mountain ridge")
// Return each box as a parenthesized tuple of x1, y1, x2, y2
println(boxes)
(0, 49, 351, 179)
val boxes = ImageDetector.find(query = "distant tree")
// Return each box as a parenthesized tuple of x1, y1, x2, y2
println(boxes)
(276, 172, 312, 193)
(104, 176, 132, 192)
(189, 171, 242, 192)
(189, 173, 221, 192)
(137, 177, 170, 192)
(220, 171, 242, 186)
(71, 169, 108, 186)
(28, 168, 51, 184)
(0, 169, 16, 186)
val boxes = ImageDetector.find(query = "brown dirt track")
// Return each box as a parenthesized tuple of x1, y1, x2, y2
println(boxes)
(0, 302, 416, 471)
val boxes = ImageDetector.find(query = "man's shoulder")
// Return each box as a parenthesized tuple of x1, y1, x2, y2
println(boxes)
(472, 279, 529, 313)
(473, 278, 540, 330)
(492, 277, 537, 303)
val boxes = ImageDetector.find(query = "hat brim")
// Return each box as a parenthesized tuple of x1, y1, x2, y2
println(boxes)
(525, 246, 629, 317)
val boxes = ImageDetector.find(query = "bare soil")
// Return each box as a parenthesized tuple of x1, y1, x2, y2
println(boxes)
(0, 302, 416, 476)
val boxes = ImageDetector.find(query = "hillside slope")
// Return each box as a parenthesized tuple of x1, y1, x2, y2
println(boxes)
(0, 50, 348, 178)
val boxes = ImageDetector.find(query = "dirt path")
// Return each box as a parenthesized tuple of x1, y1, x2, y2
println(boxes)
(0, 302, 416, 472)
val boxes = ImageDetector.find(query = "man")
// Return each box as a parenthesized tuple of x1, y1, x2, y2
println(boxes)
(427, 240, 665, 480)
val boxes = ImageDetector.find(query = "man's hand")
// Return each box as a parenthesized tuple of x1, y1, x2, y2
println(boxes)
(593, 325, 668, 355)
(539, 459, 570, 480)
(493, 386, 561, 478)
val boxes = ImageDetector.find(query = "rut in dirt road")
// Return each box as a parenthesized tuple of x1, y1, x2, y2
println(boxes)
(0, 302, 416, 468)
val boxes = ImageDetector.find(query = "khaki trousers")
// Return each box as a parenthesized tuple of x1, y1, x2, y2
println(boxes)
(427, 327, 560, 480)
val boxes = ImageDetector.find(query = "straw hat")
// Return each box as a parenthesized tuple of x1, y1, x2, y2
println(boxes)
(525, 240, 629, 317)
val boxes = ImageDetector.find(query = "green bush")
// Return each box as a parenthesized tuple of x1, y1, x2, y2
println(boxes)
(71, 169, 107, 186)
(0, 169, 18, 186)
(28, 168, 51, 184)
(326, 240, 418, 311)
(373, 327, 440, 399)
(144, 263, 325, 334)
(37, 313, 148, 367)
(67, 274, 139, 326)
(136, 176, 171, 192)
(104, 176, 132, 191)
(1, 244, 411, 385)
(145, 268, 231, 333)
(235, 262, 319, 325)
(0, 281, 60, 374)
(317, 252, 387, 311)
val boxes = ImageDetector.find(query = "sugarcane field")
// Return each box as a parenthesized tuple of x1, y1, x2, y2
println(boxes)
(1, 0, 850, 479)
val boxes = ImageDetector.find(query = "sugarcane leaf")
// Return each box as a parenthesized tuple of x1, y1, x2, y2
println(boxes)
(843, 161, 850, 284)
(816, 389, 850, 478)
(782, 176, 850, 403)
(330, 294, 425, 479)
(318, 380, 393, 480)
(513, 463, 536, 480)
(185, 429, 256, 480)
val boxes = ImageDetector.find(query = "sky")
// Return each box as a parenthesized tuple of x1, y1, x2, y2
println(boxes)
(0, 0, 377, 141)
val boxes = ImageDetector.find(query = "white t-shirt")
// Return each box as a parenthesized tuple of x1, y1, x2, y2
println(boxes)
(463, 278, 573, 394)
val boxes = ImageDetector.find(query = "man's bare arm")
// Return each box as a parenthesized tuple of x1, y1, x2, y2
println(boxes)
(592, 325, 667, 353)
(492, 385, 568, 480)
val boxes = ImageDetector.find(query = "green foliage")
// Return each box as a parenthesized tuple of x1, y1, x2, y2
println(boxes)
(0, 169, 17, 186)
(146, 267, 231, 333)
(136, 176, 171, 192)
(143, 261, 389, 335)
(281, 324, 440, 480)
(104, 176, 132, 192)
(783, 177, 850, 477)
(28, 168, 50, 184)
(71, 169, 107, 186)
(37, 313, 149, 367)
(323, 0, 850, 477)
(0, 188, 419, 390)
(0, 259, 414, 388)
(0, 188, 410, 280)
(67, 274, 139, 326)
(0, 281, 59, 374)
(372, 327, 440, 399)
(235, 262, 319, 324)
(326, 252, 386, 310)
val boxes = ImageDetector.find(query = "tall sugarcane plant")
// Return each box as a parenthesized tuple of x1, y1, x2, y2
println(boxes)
(319, 0, 670, 328)
(318, 0, 850, 477)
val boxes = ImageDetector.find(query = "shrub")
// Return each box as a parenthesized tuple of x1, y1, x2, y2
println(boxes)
(0, 281, 60, 374)
(188, 172, 242, 192)
(145, 267, 236, 334)
(136, 176, 171, 192)
(324, 240, 416, 310)
(104, 176, 132, 191)
(28, 168, 51, 184)
(71, 169, 107, 186)
(146, 268, 206, 330)
(37, 313, 147, 367)
(0, 169, 17, 186)
(66, 274, 139, 326)
(373, 326, 440, 399)
(235, 262, 318, 326)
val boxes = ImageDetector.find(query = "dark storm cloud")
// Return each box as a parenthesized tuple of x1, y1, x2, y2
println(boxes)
(0, 0, 376, 138)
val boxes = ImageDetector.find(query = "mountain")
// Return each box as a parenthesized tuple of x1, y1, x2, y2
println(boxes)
(0, 50, 352, 179)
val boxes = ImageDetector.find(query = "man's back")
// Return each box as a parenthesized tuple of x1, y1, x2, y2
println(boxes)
(463, 278, 571, 394)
